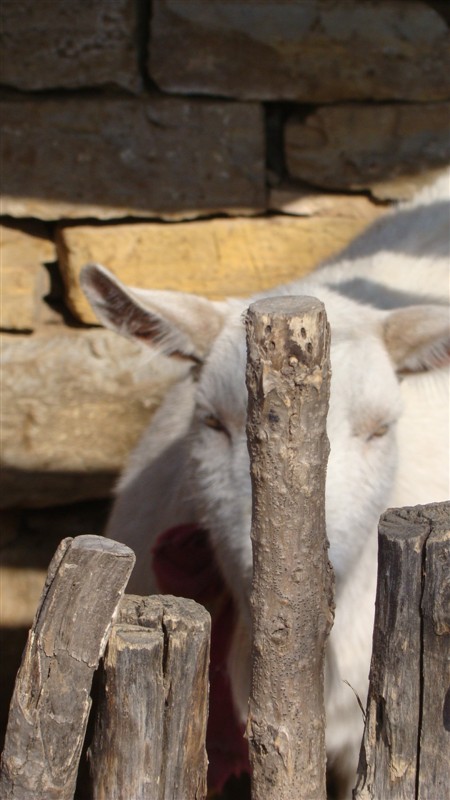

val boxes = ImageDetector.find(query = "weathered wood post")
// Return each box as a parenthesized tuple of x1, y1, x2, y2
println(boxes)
(354, 501, 450, 799)
(245, 296, 335, 800)
(85, 594, 210, 800)
(0, 535, 135, 800)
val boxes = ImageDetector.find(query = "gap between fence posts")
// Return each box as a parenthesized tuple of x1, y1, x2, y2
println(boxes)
(245, 296, 335, 800)
(354, 501, 450, 800)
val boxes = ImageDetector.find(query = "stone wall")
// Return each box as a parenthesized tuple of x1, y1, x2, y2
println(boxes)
(1, 0, 449, 750)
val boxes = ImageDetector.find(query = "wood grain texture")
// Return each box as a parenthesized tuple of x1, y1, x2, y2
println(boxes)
(0, 535, 135, 800)
(86, 594, 210, 800)
(354, 502, 450, 799)
(245, 296, 334, 800)
(417, 505, 450, 799)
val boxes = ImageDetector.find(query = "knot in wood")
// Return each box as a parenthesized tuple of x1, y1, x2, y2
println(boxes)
(270, 615, 290, 644)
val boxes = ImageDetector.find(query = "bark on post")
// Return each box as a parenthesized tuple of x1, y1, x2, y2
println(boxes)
(86, 594, 210, 800)
(245, 296, 334, 800)
(0, 535, 135, 800)
(354, 501, 450, 799)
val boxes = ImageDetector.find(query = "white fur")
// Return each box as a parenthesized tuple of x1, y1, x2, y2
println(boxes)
(81, 169, 450, 799)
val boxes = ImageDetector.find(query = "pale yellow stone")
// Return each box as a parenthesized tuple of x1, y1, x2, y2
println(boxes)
(368, 167, 450, 202)
(2, 196, 262, 223)
(1, 224, 54, 330)
(269, 186, 389, 219)
(58, 214, 377, 324)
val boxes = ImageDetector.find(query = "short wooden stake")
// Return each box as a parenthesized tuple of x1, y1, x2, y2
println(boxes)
(86, 594, 210, 800)
(354, 501, 450, 799)
(0, 535, 135, 800)
(245, 296, 334, 800)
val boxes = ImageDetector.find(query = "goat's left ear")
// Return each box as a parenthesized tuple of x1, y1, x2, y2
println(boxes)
(383, 304, 450, 373)
(80, 263, 228, 364)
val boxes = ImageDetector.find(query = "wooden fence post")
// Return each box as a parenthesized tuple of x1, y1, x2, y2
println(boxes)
(245, 296, 334, 800)
(85, 594, 210, 800)
(0, 535, 135, 800)
(354, 501, 450, 799)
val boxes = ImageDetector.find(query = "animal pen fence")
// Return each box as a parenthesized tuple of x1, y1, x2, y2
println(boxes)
(0, 299, 448, 800)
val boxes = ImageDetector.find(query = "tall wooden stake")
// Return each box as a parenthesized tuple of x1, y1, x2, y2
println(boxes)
(354, 501, 450, 799)
(245, 296, 334, 800)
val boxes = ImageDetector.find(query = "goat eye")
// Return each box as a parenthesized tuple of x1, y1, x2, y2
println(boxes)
(203, 414, 228, 435)
(368, 423, 390, 441)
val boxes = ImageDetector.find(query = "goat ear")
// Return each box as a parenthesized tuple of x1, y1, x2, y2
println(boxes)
(80, 263, 227, 363)
(383, 304, 450, 373)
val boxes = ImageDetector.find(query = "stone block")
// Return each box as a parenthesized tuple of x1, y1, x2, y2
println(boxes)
(285, 103, 450, 199)
(0, 329, 186, 507)
(269, 184, 388, 220)
(1, 96, 265, 220)
(0, 0, 141, 92)
(1, 224, 55, 331)
(57, 214, 377, 324)
(149, 0, 450, 102)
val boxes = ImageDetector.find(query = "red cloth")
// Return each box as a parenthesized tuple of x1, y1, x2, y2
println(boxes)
(152, 524, 250, 793)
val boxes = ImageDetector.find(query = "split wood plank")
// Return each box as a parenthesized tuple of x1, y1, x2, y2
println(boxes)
(0, 535, 135, 800)
(86, 594, 210, 800)
(354, 501, 450, 799)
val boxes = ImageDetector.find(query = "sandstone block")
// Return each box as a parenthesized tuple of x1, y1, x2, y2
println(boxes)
(285, 103, 450, 199)
(1, 97, 265, 220)
(57, 214, 377, 324)
(0, 0, 141, 92)
(269, 184, 388, 220)
(1, 224, 55, 331)
(149, 0, 450, 102)
(0, 329, 186, 508)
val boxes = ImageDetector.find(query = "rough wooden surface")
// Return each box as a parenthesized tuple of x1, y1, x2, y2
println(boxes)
(86, 594, 210, 800)
(0, 535, 135, 800)
(354, 502, 450, 799)
(419, 506, 450, 799)
(245, 297, 334, 800)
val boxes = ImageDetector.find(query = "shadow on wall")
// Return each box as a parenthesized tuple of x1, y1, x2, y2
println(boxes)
(0, 94, 266, 219)
(0, 499, 112, 751)
(0, 626, 32, 751)
(340, 200, 450, 260)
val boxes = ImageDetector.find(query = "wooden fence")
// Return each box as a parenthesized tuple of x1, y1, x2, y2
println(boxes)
(0, 299, 448, 799)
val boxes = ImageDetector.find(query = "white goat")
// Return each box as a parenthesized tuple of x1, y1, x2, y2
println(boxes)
(81, 170, 449, 798)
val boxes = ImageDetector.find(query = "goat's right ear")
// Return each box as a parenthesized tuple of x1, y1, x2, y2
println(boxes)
(80, 263, 227, 364)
